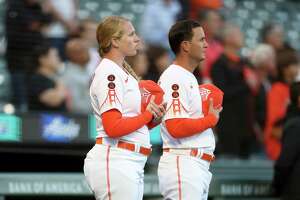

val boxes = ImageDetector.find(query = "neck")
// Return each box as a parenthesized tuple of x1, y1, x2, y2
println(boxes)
(224, 46, 239, 56)
(256, 68, 267, 81)
(173, 53, 199, 73)
(37, 66, 54, 77)
(77, 59, 89, 67)
(104, 51, 125, 68)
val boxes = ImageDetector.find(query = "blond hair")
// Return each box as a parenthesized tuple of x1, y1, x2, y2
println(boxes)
(96, 16, 140, 80)
(251, 44, 275, 67)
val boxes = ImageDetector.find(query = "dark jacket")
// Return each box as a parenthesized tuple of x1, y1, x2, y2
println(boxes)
(5, 0, 52, 72)
(211, 53, 255, 158)
(273, 105, 300, 200)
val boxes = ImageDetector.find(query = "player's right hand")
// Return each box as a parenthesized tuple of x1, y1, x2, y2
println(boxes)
(208, 98, 222, 120)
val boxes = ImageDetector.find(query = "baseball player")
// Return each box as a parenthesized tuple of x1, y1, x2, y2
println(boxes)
(83, 16, 165, 200)
(157, 20, 223, 200)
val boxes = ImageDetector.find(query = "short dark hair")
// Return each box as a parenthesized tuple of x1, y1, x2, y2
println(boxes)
(290, 82, 300, 106)
(197, 9, 217, 24)
(277, 48, 299, 82)
(168, 20, 201, 55)
(31, 41, 52, 71)
(261, 22, 280, 42)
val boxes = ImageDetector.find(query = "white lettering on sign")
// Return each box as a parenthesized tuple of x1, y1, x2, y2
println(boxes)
(221, 184, 242, 195)
(45, 182, 83, 193)
(8, 182, 84, 194)
(220, 183, 271, 196)
(9, 182, 32, 193)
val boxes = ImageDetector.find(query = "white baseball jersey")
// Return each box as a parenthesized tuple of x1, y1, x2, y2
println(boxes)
(158, 64, 215, 151)
(90, 58, 150, 146)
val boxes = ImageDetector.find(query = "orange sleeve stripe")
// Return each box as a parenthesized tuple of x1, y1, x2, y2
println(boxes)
(101, 109, 153, 138)
(165, 114, 218, 138)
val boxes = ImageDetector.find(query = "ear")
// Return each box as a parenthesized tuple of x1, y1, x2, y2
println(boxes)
(181, 41, 190, 53)
(111, 38, 120, 48)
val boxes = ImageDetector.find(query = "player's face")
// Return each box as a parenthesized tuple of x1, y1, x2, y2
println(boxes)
(118, 21, 140, 57)
(189, 27, 208, 62)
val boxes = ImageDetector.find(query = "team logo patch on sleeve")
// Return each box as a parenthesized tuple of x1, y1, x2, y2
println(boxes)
(172, 91, 179, 98)
(108, 82, 115, 89)
(102, 74, 120, 107)
(166, 83, 187, 116)
(172, 84, 179, 90)
(107, 74, 115, 81)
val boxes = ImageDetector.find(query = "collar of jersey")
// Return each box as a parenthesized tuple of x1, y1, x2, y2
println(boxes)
(102, 58, 129, 78)
(170, 64, 195, 79)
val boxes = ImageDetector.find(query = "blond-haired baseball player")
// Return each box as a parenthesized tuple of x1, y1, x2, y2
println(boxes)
(84, 16, 165, 200)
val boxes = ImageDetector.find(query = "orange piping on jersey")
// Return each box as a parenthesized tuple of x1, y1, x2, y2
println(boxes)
(176, 156, 182, 200)
(106, 146, 112, 200)
(166, 99, 188, 116)
(99, 88, 122, 111)
(172, 99, 181, 115)
(108, 88, 116, 105)
(165, 114, 218, 138)
(101, 109, 153, 138)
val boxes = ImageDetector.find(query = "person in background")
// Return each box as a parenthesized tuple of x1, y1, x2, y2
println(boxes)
(273, 81, 300, 200)
(261, 22, 293, 81)
(197, 9, 224, 83)
(43, 0, 78, 60)
(140, 0, 181, 48)
(62, 38, 92, 114)
(250, 44, 276, 153)
(27, 43, 68, 112)
(79, 18, 101, 76)
(264, 49, 299, 160)
(5, 0, 52, 111)
(126, 49, 149, 79)
(144, 45, 170, 82)
(189, 0, 223, 19)
(261, 23, 287, 52)
(211, 23, 257, 158)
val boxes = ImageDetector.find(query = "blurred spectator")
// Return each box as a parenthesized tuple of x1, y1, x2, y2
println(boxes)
(189, 0, 223, 19)
(140, 0, 181, 48)
(197, 9, 224, 83)
(79, 19, 101, 76)
(62, 38, 92, 114)
(261, 23, 286, 52)
(144, 45, 170, 82)
(193, 67, 203, 84)
(43, 0, 78, 60)
(177, 0, 190, 20)
(250, 44, 276, 145)
(211, 23, 256, 158)
(126, 50, 149, 79)
(273, 81, 300, 200)
(261, 22, 293, 78)
(0, 61, 11, 105)
(27, 43, 67, 112)
(5, 0, 52, 111)
(264, 49, 299, 160)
